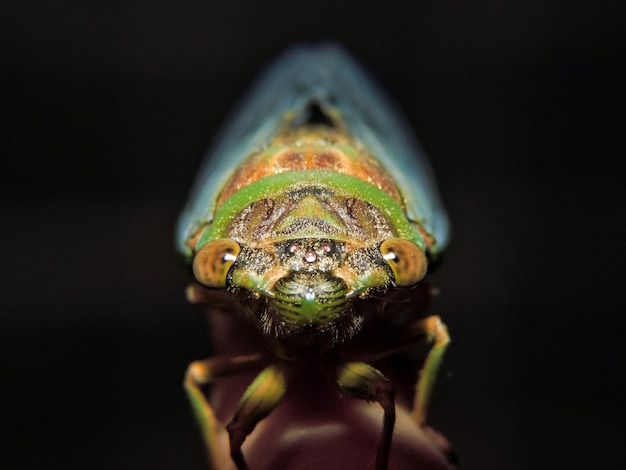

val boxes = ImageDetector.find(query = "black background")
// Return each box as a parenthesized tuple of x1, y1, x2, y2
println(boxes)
(2, 1, 625, 469)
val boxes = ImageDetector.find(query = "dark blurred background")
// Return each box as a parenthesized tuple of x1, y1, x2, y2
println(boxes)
(2, 1, 624, 469)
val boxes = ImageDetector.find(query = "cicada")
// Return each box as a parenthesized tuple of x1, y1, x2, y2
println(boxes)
(177, 45, 453, 470)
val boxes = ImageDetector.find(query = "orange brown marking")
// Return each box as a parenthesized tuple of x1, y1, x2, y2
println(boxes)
(186, 223, 210, 251)
(416, 225, 436, 251)
(215, 126, 404, 210)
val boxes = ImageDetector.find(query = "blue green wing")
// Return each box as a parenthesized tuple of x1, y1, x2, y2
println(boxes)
(177, 44, 449, 257)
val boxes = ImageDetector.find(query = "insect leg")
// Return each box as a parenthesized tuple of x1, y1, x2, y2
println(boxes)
(226, 365, 287, 470)
(360, 314, 450, 426)
(184, 354, 266, 470)
(336, 362, 396, 470)
(410, 315, 450, 426)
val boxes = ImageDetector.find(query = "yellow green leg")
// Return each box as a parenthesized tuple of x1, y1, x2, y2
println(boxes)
(410, 315, 450, 426)
(336, 362, 396, 470)
(362, 313, 450, 427)
(184, 354, 266, 470)
(225, 365, 287, 470)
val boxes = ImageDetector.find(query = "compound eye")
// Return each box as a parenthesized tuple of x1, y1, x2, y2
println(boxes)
(193, 239, 241, 288)
(380, 238, 427, 287)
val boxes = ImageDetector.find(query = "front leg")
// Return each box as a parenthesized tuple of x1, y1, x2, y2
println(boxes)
(361, 314, 453, 463)
(410, 315, 450, 426)
(362, 314, 450, 427)
(226, 365, 287, 470)
(184, 354, 267, 470)
(336, 362, 396, 470)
